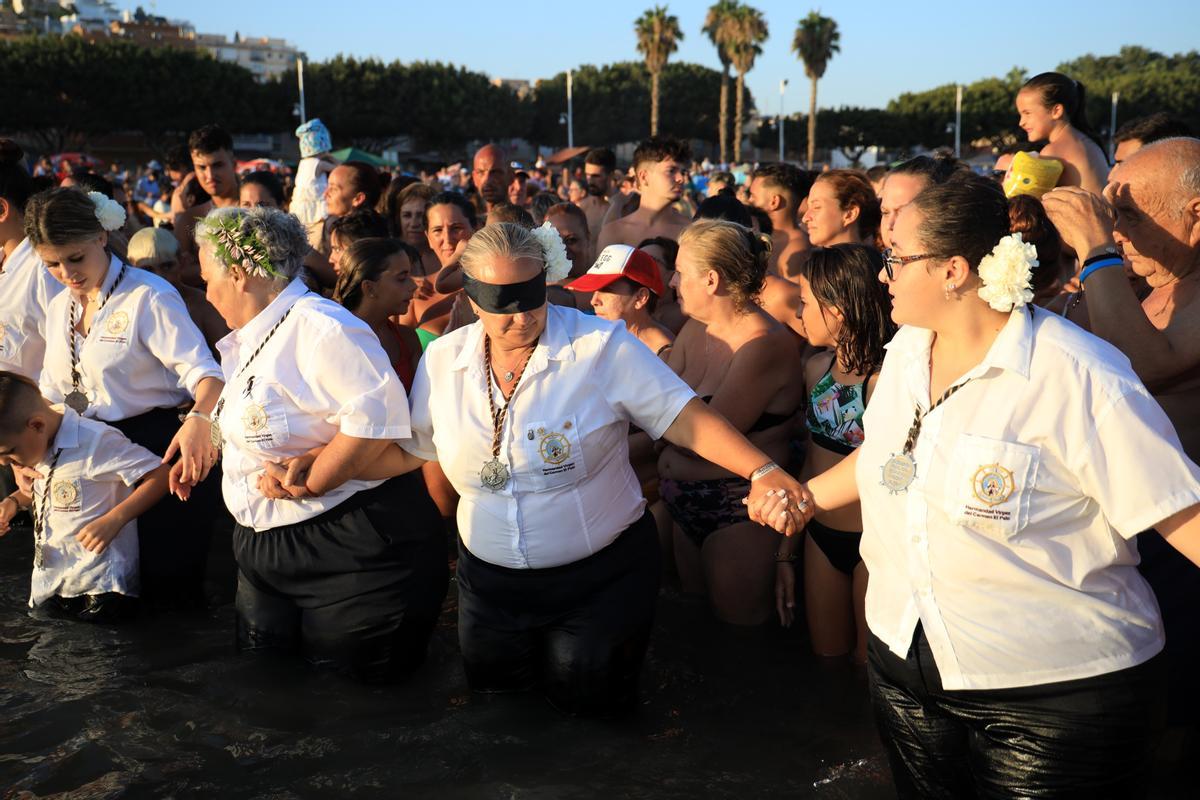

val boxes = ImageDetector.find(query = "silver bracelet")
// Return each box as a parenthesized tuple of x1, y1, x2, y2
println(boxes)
(185, 410, 212, 423)
(749, 461, 780, 481)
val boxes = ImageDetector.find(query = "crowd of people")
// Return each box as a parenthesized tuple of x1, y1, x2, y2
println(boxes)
(2, 68, 1200, 796)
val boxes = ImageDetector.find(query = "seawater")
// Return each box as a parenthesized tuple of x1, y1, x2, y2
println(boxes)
(0, 524, 896, 799)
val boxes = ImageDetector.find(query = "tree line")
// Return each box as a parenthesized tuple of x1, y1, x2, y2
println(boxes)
(1, 35, 1197, 162)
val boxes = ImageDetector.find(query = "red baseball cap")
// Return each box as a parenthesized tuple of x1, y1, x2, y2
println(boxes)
(566, 244, 666, 296)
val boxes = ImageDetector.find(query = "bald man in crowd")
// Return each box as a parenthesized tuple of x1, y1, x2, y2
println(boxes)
(1045, 136, 1200, 741)
(473, 144, 511, 213)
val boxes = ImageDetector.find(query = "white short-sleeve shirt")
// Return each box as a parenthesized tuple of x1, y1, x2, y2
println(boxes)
(0, 237, 63, 381)
(40, 257, 223, 422)
(404, 304, 696, 569)
(215, 279, 413, 531)
(29, 406, 162, 607)
(856, 306, 1200, 690)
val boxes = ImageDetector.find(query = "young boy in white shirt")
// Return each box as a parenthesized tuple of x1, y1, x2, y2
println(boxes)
(0, 371, 168, 622)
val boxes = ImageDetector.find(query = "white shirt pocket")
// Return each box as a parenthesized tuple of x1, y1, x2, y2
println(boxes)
(0, 322, 28, 361)
(237, 381, 292, 450)
(943, 434, 1040, 538)
(517, 415, 589, 492)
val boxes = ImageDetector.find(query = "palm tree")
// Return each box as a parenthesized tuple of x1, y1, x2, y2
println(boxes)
(702, 0, 740, 164)
(725, 5, 768, 164)
(635, 6, 684, 137)
(792, 11, 841, 168)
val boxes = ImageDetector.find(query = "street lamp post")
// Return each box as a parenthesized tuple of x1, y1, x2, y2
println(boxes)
(779, 79, 788, 161)
(567, 69, 575, 150)
(296, 56, 306, 124)
(1109, 90, 1120, 160)
(954, 84, 963, 158)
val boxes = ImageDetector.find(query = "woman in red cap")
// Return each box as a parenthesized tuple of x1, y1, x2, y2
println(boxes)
(567, 244, 674, 358)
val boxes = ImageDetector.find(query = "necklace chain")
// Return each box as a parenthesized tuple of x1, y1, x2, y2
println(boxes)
(211, 303, 298, 446)
(483, 335, 537, 460)
(902, 380, 971, 456)
(67, 263, 128, 393)
(32, 448, 64, 569)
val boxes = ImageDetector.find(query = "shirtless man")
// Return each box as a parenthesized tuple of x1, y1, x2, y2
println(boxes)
(579, 147, 616, 249)
(1043, 137, 1200, 460)
(1044, 135, 1200, 743)
(597, 137, 692, 249)
(472, 144, 511, 214)
(747, 163, 812, 279)
(171, 125, 240, 277)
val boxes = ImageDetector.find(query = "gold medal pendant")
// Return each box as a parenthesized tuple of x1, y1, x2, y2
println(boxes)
(881, 452, 917, 494)
(480, 458, 510, 491)
(64, 391, 89, 414)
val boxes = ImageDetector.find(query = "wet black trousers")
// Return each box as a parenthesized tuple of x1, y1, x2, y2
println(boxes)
(233, 474, 449, 683)
(455, 509, 660, 716)
(112, 407, 221, 607)
(867, 626, 1166, 799)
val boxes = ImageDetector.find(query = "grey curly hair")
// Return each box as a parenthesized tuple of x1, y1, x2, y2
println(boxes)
(459, 222, 545, 279)
(194, 206, 309, 281)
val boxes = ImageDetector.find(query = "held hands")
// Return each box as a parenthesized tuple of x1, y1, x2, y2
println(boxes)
(743, 467, 815, 537)
(1042, 186, 1118, 261)
(0, 496, 20, 536)
(165, 417, 218, 500)
(257, 450, 320, 500)
(76, 515, 121, 555)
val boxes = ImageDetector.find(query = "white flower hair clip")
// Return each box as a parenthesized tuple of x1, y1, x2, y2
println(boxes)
(977, 232, 1038, 312)
(88, 191, 126, 232)
(531, 221, 572, 283)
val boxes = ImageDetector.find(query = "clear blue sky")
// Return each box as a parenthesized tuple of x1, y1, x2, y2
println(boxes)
(152, 0, 1198, 116)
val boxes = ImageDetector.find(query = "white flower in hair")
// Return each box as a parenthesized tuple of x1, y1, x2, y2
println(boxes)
(87, 191, 126, 232)
(977, 232, 1038, 313)
(532, 221, 572, 283)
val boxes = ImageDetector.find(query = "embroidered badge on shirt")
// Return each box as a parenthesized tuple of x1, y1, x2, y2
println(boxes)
(539, 431, 571, 464)
(242, 403, 268, 433)
(99, 310, 130, 344)
(51, 479, 82, 513)
(972, 463, 1015, 507)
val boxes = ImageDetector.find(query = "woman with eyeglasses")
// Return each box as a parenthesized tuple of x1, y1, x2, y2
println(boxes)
(757, 173, 1200, 797)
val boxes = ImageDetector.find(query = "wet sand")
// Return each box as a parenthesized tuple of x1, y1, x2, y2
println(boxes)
(0, 526, 1192, 798)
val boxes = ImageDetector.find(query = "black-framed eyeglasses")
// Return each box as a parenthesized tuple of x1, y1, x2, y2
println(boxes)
(881, 249, 943, 281)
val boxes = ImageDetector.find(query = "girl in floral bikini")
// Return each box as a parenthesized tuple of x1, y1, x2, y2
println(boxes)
(776, 244, 895, 663)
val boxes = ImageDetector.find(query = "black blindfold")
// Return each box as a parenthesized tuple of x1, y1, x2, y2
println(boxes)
(463, 271, 547, 314)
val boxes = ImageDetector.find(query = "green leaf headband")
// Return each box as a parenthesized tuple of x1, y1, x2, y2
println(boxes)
(202, 215, 280, 279)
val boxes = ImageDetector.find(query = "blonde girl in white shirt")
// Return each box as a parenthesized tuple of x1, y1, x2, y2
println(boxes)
(24, 187, 225, 608)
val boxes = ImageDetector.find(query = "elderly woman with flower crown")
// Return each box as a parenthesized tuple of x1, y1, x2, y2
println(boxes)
(192, 205, 448, 682)
(24, 186, 225, 607)
(279, 220, 806, 715)
(753, 174, 1200, 797)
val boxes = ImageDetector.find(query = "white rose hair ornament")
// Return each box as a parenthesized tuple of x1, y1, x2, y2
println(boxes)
(88, 191, 126, 232)
(200, 213, 280, 279)
(531, 221, 572, 283)
(976, 232, 1038, 313)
